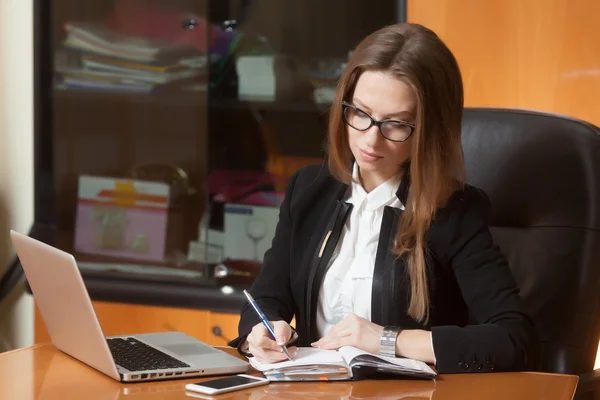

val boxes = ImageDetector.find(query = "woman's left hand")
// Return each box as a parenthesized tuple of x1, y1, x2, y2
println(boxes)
(311, 314, 384, 355)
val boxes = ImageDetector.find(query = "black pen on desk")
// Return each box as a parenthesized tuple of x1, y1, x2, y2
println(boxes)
(242, 290, 293, 361)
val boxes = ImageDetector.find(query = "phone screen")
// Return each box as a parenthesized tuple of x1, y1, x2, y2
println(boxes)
(193, 375, 261, 390)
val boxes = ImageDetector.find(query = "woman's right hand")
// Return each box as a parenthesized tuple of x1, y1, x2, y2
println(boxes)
(247, 320, 297, 363)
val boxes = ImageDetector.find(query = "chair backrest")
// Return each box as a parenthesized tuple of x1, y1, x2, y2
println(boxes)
(461, 108, 600, 374)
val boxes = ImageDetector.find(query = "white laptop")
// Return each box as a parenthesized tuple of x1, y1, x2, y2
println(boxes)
(10, 230, 249, 382)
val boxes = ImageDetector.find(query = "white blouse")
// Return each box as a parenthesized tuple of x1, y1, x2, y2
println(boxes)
(316, 164, 404, 337)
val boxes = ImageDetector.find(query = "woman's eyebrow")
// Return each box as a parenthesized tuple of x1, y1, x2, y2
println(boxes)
(352, 97, 414, 120)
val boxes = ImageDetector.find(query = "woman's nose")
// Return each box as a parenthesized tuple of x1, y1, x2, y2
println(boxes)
(363, 125, 381, 147)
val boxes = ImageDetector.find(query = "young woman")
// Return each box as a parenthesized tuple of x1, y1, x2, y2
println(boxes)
(228, 23, 539, 374)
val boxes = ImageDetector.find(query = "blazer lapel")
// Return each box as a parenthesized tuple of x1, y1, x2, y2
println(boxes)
(371, 206, 405, 325)
(305, 200, 353, 342)
(298, 179, 349, 343)
(371, 161, 409, 325)
(372, 165, 424, 328)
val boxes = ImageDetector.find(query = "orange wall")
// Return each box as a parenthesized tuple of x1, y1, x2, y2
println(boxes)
(408, 0, 600, 369)
(408, 0, 600, 127)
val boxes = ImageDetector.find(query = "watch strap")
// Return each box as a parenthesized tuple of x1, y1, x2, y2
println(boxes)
(380, 326, 402, 357)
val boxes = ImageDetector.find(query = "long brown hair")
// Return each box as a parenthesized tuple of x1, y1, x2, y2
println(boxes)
(328, 23, 465, 323)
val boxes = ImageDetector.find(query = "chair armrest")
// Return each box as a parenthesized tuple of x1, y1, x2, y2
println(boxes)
(575, 370, 600, 400)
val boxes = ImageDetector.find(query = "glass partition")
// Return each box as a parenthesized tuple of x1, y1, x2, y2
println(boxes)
(40, 0, 402, 286)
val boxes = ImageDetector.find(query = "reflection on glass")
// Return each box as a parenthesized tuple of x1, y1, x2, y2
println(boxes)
(53, 2, 215, 95)
(43, 0, 400, 284)
(245, 218, 267, 262)
(206, 0, 401, 269)
(49, 1, 210, 282)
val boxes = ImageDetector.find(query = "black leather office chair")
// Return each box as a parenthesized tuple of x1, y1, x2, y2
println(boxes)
(461, 108, 600, 399)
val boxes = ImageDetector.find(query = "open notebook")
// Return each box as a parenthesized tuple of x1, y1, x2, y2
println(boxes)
(249, 346, 437, 381)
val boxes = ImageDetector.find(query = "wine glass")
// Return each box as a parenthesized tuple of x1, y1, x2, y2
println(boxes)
(245, 218, 267, 261)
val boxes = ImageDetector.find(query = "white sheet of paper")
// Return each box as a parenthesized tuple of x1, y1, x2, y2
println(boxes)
(249, 347, 345, 372)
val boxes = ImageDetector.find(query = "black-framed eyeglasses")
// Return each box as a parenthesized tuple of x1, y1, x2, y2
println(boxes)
(341, 101, 415, 142)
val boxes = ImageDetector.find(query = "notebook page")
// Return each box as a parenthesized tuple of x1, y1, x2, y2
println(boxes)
(338, 346, 436, 374)
(248, 347, 345, 372)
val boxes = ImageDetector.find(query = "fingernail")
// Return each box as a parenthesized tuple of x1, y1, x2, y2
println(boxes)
(276, 336, 286, 345)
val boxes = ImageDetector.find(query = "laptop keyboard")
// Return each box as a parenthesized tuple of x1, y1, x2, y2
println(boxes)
(107, 337, 190, 372)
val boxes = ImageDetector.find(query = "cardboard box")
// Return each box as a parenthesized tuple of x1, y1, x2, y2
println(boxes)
(74, 175, 170, 262)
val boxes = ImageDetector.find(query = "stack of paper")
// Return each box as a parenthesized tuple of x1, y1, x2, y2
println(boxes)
(54, 21, 206, 93)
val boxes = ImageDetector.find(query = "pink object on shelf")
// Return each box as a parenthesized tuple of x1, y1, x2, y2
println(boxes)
(103, 0, 225, 52)
(207, 170, 278, 203)
(238, 191, 285, 207)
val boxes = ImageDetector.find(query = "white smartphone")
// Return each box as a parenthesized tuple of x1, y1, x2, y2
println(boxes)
(185, 374, 269, 395)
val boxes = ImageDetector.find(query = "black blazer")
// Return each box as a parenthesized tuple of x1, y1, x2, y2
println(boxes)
(228, 164, 539, 374)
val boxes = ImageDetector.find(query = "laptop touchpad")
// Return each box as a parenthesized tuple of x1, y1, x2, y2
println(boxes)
(162, 343, 216, 356)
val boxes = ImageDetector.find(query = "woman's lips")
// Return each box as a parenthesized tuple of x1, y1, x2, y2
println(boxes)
(359, 148, 381, 162)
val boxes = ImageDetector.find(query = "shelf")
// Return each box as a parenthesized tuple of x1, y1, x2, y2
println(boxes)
(23, 225, 250, 313)
(53, 88, 332, 113)
(26, 271, 248, 313)
(77, 260, 206, 283)
(52, 87, 207, 108)
(209, 96, 332, 113)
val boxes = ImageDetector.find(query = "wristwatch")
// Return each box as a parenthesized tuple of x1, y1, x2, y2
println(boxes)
(380, 326, 402, 357)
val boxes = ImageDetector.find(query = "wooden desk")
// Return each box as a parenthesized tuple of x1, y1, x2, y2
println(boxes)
(0, 343, 578, 400)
